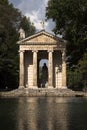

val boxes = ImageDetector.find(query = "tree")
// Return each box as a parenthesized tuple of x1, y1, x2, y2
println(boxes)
(20, 16, 36, 37)
(46, 0, 87, 66)
(78, 53, 87, 89)
(0, 0, 21, 89)
(0, 0, 36, 89)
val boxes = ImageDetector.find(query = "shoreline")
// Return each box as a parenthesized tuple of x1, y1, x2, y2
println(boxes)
(0, 88, 87, 98)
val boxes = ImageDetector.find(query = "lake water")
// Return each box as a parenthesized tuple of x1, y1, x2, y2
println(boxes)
(0, 97, 87, 130)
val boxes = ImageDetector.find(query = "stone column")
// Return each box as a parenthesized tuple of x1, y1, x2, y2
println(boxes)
(33, 50, 38, 88)
(62, 50, 67, 88)
(19, 50, 24, 88)
(48, 50, 53, 88)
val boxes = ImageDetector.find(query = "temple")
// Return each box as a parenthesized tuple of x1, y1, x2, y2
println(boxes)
(17, 30, 67, 89)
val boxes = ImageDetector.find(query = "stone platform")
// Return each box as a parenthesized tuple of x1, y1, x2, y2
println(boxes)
(0, 88, 87, 97)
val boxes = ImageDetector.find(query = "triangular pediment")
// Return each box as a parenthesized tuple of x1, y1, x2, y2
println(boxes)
(27, 33, 56, 43)
(17, 30, 65, 45)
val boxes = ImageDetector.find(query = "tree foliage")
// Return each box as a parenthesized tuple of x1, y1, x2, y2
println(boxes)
(67, 53, 87, 90)
(46, 0, 87, 66)
(20, 16, 35, 37)
(0, 0, 36, 89)
(78, 53, 87, 88)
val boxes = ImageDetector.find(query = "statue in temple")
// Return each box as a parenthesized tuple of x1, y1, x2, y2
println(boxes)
(41, 63, 48, 87)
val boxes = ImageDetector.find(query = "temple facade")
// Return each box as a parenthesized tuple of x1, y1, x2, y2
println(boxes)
(17, 30, 67, 89)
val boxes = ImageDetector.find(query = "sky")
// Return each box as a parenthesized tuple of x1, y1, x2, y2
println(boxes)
(9, 0, 55, 33)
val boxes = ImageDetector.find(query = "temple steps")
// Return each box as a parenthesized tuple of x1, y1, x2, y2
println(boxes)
(0, 88, 86, 97)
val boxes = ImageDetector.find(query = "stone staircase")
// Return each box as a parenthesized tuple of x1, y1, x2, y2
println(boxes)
(23, 88, 75, 97)
(0, 88, 86, 97)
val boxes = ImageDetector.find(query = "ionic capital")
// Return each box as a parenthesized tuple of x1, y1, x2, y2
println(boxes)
(48, 50, 53, 53)
(32, 50, 38, 53)
(18, 50, 25, 53)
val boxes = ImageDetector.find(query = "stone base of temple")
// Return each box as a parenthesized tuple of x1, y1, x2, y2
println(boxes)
(60, 86, 67, 89)
(48, 86, 54, 89)
(19, 86, 67, 90)
(0, 88, 86, 97)
(31, 86, 38, 89)
(25, 86, 38, 89)
(19, 86, 25, 89)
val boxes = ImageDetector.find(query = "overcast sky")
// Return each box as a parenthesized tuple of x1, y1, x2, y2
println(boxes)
(9, 0, 55, 33)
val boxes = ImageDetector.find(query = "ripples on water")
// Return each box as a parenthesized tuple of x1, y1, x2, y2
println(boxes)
(0, 97, 87, 130)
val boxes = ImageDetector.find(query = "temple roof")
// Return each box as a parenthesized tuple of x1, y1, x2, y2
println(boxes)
(17, 30, 66, 45)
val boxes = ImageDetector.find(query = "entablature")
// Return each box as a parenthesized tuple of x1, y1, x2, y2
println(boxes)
(19, 44, 65, 51)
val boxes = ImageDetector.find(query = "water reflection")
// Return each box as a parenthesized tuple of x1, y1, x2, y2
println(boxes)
(16, 97, 70, 130)
(16, 98, 38, 130)
(0, 97, 87, 130)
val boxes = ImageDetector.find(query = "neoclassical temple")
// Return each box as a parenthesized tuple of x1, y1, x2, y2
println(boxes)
(17, 29, 67, 89)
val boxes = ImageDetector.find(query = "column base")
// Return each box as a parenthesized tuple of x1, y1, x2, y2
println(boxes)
(48, 86, 54, 89)
(61, 86, 67, 89)
(56, 86, 67, 89)
(25, 88, 29, 94)
(19, 86, 25, 89)
(30, 86, 38, 89)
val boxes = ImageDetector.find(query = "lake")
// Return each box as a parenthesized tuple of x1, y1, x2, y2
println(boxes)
(0, 97, 87, 130)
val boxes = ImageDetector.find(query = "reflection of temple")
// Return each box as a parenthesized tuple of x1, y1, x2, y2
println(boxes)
(17, 29, 67, 89)
(16, 98, 69, 130)
(16, 98, 38, 130)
